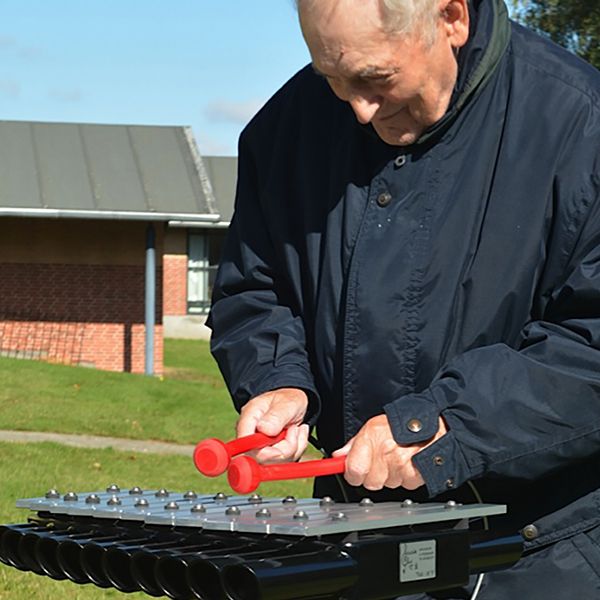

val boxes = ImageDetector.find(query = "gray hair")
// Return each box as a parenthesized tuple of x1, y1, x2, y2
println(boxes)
(381, 0, 441, 41)
(295, 0, 443, 43)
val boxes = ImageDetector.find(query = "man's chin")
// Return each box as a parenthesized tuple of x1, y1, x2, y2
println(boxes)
(373, 125, 421, 147)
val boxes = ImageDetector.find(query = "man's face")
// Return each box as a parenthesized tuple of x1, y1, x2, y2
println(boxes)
(299, 0, 464, 146)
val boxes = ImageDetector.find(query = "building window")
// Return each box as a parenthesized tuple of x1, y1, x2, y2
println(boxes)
(187, 230, 225, 314)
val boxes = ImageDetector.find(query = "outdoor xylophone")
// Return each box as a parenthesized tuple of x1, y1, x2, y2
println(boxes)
(0, 432, 523, 599)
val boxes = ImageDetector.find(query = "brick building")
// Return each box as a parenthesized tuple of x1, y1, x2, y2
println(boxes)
(0, 120, 233, 374)
(162, 155, 236, 340)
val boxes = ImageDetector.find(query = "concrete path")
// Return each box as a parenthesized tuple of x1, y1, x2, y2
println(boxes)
(0, 430, 195, 456)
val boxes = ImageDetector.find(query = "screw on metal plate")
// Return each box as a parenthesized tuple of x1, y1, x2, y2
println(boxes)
(293, 510, 308, 520)
(155, 489, 169, 498)
(225, 506, 241, 517)
(256, 508, 271, 519)
(63, 492, 78, 502)
(106, 484, 120, 493)
(182, 491, 197, 500)
(282, 496, 297, 505)
(214, 492, 228, 502)
(332, 512, 348, 521)
(320, 497, 335, 507)
(107, 495, 121, 506)
(445, 500, 458, 509)
(135, 498, 150, 508)
(401, 499, 414, 508)
(85, 494, 101, 504)
(248, 494, 263, 504)
(45, 489, 60, 499)
(191, 504, 206, 513)
(165, 501, 179, 511)
(359, 498, 374, 507)
(129, 486, 143, 495)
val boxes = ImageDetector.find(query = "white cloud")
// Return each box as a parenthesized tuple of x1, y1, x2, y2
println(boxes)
(196, 134, 233, 156)
(204, 99, 265, 125)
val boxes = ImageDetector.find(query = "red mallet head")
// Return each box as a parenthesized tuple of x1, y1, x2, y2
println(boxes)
(228, 455, 261, 494)
(193, 438, 231, 477)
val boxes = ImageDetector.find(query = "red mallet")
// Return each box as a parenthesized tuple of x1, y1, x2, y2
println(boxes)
(227, 455, 346, 494)
(194, 431, 288, 477)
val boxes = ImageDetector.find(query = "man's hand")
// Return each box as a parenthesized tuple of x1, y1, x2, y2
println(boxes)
(236, 387, 310, 463)
(332, 414, 448, 491)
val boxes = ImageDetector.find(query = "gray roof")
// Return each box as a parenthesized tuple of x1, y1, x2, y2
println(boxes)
(0, 120, 230, 223)
(203, 155, 238, 223)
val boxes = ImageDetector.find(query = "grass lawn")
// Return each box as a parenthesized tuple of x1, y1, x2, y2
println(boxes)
(0, 339, 237, 444)
(0, 340, 315, 598)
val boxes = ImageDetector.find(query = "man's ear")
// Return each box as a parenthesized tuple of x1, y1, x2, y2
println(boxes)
(440, 0, 470, 49)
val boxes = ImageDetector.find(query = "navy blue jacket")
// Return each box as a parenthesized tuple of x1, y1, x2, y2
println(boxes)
(208, 0, 600, 579)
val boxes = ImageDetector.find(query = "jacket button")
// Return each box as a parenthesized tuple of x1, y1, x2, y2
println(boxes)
(521, 524, 539, 541)
(433, 455, 444, 466)
(376, 191, 392, 207)
(445, 478, 455, 489)
(406, 418, 423, 433)
(394, 155, 407, 167)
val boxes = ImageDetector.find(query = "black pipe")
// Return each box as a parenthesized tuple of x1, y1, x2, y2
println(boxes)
(158, 536, 283, 600)
(155, 546, 248, 600)
(185, 541, 316, 600)
(103, 537, 201, 593)
(469, 533, 523, 574)
(0, 524, 48, 570)
(131, 539, 231, 598)
(35, 528, 114, 581)
(17, 532, 54, 576)
(185, 556, 233, 600)
(0, 524, 53, 571)
(59, 533, 153, 588)
(222, 550, 358, 600)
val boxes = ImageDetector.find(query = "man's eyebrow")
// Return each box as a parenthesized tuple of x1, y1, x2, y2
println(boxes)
(355, 65, 400, 78)
(311, 63, 399, 79)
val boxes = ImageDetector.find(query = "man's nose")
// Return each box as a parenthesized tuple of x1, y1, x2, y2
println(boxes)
(348, 95, 382, 124)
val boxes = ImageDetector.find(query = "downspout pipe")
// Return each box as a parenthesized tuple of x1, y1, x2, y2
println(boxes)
(145, 224, 156, 376)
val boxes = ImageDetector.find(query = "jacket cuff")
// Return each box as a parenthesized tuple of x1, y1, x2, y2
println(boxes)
(412, 432, 472, 497)
(384, 393, 440, 444)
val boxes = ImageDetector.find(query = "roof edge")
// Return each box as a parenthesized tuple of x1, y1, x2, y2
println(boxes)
(0, 207, 220, 222)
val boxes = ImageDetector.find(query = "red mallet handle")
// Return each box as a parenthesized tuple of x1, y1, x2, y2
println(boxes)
(227, 455, 346, 494)
(194, 431, 288, 477)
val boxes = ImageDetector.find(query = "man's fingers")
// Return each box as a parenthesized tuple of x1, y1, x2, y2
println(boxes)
(256, 395, 306, 436)
(293, 424, 310, 462)
(236, 388, 308, 438)
(236, 396, 269, 438)
(344, 439, 372, 487)
(332, 438, 353, 457)
(253, 425, 306, 463)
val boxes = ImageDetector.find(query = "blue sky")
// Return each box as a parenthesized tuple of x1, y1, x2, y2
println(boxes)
(0, 1, 311, 156)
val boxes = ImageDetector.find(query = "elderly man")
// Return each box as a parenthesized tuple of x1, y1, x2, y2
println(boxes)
(208, 0, 600, 597)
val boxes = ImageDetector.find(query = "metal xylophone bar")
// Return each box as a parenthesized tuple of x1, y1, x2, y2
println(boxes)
(1, 486, 522, 600)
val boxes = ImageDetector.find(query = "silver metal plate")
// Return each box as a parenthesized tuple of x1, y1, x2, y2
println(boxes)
(17, 488, 506, 537)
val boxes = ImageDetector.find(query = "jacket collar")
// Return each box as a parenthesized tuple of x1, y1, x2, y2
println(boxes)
(416, 0, 511, 145)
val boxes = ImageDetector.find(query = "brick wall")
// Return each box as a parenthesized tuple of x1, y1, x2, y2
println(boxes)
(0, 262, 164, 374)
(163, 254, 188, 316)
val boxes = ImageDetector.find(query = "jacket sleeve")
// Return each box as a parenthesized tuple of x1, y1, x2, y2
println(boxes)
(386, 146, 600, 498)
(207, 132, 320, 418)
